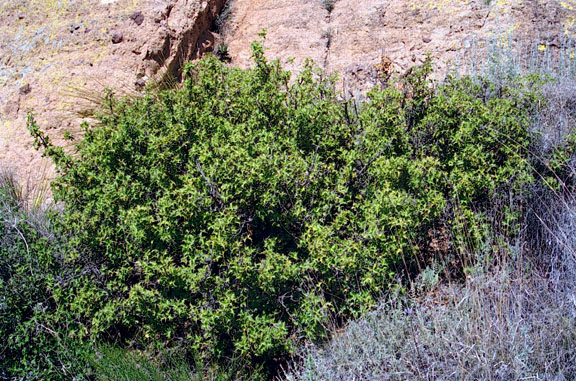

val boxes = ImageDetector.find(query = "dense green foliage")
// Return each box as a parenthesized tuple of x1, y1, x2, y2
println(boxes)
(25, 42, 541, 371)
(4, 41, 553, 378)
(0, 172, 84, 377)
(286, 75, 576, 378)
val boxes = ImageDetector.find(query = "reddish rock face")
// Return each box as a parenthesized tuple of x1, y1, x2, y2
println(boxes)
(224, 0, 576, 90)
(1, 0, 575, 185)
(0, 0, 225, 184)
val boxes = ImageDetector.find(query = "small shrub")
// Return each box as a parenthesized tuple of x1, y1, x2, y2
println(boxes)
(215, 43, 230, 62)
(460, 35, 576, 83)
(322, 0, 335, 13)
(215, 0, 234, 32)
(0, 168, 87, 378)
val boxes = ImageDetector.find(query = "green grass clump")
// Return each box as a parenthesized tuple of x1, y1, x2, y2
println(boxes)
(88, 345, 196, 381)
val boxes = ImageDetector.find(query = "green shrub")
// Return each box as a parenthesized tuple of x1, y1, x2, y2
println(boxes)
(27, 42, 540, 374)
(322, 0, 335, 13)
(0, 169, 87, 378)
(285, 69, 576, 381)
(215, 43, 230, 62)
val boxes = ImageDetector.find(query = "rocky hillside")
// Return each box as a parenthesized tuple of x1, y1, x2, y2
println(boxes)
(0, 0, 225, 184)
(225, 0, 576, 87)
(1, 0, 575, 183)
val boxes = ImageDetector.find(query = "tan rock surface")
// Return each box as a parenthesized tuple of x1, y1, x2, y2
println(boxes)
(0, 0, 225, 184)
(2, 0, 576, 184)
(225, 0, 576, 91)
